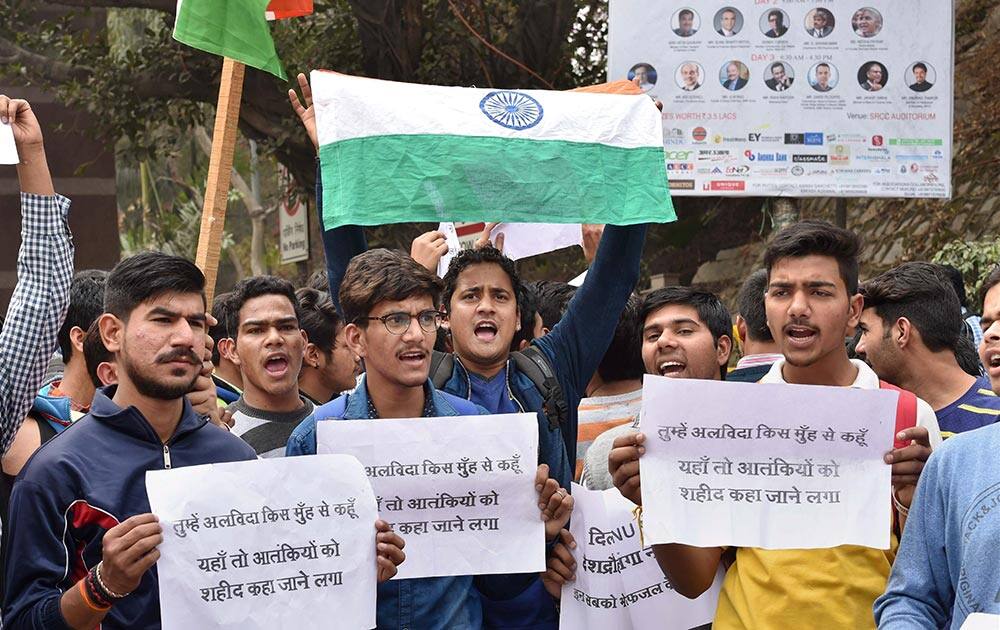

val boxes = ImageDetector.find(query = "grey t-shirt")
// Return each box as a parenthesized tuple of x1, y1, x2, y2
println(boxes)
(229, 396, 314, 458)
(579, 414, 640, 491)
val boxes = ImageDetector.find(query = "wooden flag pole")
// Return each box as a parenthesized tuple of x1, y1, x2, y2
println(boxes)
(195, 57, 246, 305)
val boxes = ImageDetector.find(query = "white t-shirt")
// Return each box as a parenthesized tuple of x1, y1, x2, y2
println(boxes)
(760, 358, 943, 449)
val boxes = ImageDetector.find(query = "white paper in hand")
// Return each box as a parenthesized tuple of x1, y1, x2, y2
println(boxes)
(490, 223, 582, 261)
(0, 124, 18, 165)
(146, 455, 378, 630)
(437, 222, 462, 277)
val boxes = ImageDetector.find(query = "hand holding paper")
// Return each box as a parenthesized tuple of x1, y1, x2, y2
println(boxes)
(0, 122, 17, 165)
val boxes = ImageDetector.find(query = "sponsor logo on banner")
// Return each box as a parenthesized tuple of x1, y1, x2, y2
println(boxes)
(872, 135, 884, 146)
(910, 163, 920, 173)
(804, 133, 824, 145)
(748, 133, 783, 143)
(744, 150, 788, 162)
(791, 165, 805, 176)
(826, 133, 867, 144)
(754, 167, 790, 176)
(703, 180, 746, 191)
(924, 172, 940, 183)
(932, 149, 944, 159)
(692, 127, 708, 142)
(784, 133, 805, 145)
(697, 149, 734, 162)
(664, 128, 686, 145)
(872, 167, 892, 175)
(668, 179, 695, 190)
(667, 163, 695, 171)
(712, 165, 751, 176)
(888, 138, 944, 146)
(830, 144, 851, 167)
(664, 150, 694, 160)
(895, 153, 929, 162)
(792, 154, 828, 163)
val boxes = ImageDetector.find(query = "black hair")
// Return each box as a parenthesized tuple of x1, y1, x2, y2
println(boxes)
(981, 265, 1000, 309)
(764, 220, 861, 295)
(340, 248, 443, 325)
(441, 246, 522, 314)
(208, 291, 239, 366)
(58, 270, 107, 362)
(82, 319, 112, 388)
(229, 276, 300, 337)
(679, 9, 693, 19)
(913, 62, 928, 73)
(768, 9, 784, 25)
(296, 287, 342, 353)
(511, 283, 539, 351)
(639, 286, 732, 379)
(860, 262, 963, 353)
(104, 252, 205, 320)
(771, 62, 786, 73)
(938, 264, 969, 309)
(306, 269, 329, 293)
(532, 281, 578, 331)
(954, 332, 983, 377)
(597, 294, 644, 383)
(737, 269, 773, 343)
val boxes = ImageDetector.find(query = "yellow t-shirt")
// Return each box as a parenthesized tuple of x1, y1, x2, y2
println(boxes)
(713, 538, 898, 629)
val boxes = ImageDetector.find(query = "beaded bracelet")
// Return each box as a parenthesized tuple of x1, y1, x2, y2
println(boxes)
(94, 561, 130, 601)
(77, 579, 110, 613)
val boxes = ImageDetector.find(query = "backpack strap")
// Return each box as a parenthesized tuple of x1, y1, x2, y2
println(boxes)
(429, 351, 455, 389)
(880, 381, 918, 449)
(512, 346, 568, 431)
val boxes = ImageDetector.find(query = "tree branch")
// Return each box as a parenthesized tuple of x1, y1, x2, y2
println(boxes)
(0, 35, 92, 82)
(50, 0, 175, 13)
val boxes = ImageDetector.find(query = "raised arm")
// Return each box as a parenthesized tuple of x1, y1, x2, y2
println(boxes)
(0, 96, 73, 456)
(289, 73, 367, 315)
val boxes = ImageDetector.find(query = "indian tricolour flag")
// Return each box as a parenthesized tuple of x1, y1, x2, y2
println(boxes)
(312, 71, 673, 229)
(174, 0, 313, 80)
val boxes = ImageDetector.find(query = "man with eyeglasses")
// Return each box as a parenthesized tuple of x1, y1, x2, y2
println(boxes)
(286, 248, 572, 629)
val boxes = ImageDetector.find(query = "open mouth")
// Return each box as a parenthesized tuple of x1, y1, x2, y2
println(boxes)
(264, 355, 289, 377)
(785, 325, 818, 346)
(474, 320, 498, 342)
(986, 350, 1000, 371)
(658, 361, 686, 376)
(398, 350, 427, 366)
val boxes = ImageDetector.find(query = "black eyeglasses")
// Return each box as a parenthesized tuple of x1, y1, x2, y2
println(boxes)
(356, 310, 445, 335)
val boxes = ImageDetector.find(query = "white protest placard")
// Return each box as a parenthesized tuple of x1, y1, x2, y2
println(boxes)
(0, 123, 18, 164)
(489, 223, 583, 261)
(961, 613, 1000, 630)
(609, 1, 954, 198)
(638, 376, 897, 549)
(146, 455, 378, 630)
(318, 413, 544, 579)
(560, 484, 722, 630)
(279, 193, 309, 264)
(436, 221, 462, 277)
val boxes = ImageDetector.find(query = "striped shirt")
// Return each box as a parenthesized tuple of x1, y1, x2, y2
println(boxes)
(229, 396, 314, 458)
(934, 376, 1000, 438)
(575, 389, 642, 483)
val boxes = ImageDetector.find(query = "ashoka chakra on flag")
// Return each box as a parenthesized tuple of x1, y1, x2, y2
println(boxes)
(479, 91, 544, 130)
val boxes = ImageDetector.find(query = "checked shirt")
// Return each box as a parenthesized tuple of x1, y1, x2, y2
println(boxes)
(0, 193, 73, 455)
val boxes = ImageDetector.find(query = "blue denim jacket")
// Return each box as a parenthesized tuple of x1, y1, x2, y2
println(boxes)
(286, 377, 487, 630)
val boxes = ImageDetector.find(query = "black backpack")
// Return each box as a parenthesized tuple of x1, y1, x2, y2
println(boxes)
(428, 347, 569, 431)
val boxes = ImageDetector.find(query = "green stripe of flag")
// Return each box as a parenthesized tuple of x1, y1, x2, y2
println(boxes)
(174, 0, 286, 80)
(319, 134, 673, 229)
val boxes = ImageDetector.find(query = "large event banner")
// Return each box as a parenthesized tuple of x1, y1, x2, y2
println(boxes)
(638, 376, 898, 549)
(559, 484, 722, 630)
(146, 455, 378, 630)
(609, 1, 953, 198)
(317, 413, 546, 579)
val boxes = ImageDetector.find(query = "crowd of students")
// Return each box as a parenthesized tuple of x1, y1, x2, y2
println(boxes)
(0, 87, 997, 630)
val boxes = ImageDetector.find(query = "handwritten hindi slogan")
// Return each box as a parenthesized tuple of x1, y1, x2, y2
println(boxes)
(318, 413, 545, 579)
(638, 376, 898, 550)
(146, 456, 378, 630)
(559, 484, 722, 630)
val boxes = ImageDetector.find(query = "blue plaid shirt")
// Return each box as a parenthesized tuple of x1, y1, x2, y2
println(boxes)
(0, 193, 73, 455)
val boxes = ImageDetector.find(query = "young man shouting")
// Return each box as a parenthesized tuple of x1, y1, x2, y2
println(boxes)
(287, 248, 572, 629)
(609, 221, 942, 629)
(227, 276, 312, 458)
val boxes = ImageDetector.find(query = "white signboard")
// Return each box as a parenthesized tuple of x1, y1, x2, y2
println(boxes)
(638, 376, 897, 549)
(489, 223, 583, 261)
(317, 413, 545, 579)
(559, 484, 722, 630)
(609, 1, 953, 198)
(279, 194, 309, 264)
(146, 455, 378, 630)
